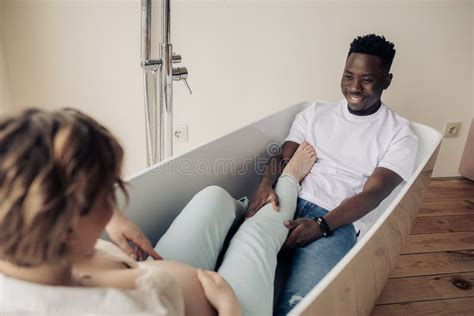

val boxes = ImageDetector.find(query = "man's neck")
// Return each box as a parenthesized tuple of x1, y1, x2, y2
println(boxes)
(348, 100, 382, 116)
(0, 259, 75, 286)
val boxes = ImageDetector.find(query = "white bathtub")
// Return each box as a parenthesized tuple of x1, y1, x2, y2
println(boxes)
(120, 101, 442, 315)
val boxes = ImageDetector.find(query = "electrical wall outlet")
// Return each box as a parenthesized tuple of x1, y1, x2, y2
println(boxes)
(173, 125, 188, 142)
(444, 121, 461, 138)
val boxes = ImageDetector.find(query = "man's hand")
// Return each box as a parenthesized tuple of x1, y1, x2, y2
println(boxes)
(282, 218, 322, 249)
(106, 209, 162, 261)
(245, 141, 299, 218)
(245, 184, 280, 218)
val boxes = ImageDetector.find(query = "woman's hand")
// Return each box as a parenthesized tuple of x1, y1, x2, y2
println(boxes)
(105, 208, 162, 261)
(196, 269, 242, 316)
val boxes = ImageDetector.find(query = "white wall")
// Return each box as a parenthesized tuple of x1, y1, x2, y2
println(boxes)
(0, 1, 12, 116)
(3, 0, 473, 177)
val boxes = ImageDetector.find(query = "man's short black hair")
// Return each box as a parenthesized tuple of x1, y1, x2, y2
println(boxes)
(348, 34, 396, 71)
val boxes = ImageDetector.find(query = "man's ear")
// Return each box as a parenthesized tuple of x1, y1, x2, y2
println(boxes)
(384, 74, 393, 89)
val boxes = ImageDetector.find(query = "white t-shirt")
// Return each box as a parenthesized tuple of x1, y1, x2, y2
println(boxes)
(284, 99, 418, 214)
(0, 240, 184, 315)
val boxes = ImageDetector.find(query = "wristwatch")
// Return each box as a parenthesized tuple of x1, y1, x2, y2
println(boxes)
(313, 216, 333, 237)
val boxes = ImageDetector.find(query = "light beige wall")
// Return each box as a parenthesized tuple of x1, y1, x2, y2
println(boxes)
(4, 0, 473, 177)
(0, 1, 12, 116)
(3, 0, 145, 176)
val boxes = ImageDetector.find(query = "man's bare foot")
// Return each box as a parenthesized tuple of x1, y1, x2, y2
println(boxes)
(282, 141, 317, 183)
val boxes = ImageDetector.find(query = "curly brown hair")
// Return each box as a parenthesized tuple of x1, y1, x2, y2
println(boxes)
(0, 108, 127, 266)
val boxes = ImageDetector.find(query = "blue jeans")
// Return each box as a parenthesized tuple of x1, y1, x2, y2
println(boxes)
(275, 198, 357, 315)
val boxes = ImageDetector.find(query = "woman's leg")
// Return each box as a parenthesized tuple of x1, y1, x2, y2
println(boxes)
(218, 175, 300, 316)
(217, 141, 317, 315)
(155, 185, 245, 270)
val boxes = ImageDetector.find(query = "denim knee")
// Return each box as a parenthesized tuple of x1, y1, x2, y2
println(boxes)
(275, 223, 357, 315)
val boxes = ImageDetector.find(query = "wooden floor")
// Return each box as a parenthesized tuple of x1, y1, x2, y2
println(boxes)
(372, 178, 474, 315)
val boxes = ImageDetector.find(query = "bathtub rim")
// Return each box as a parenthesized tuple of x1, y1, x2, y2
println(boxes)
(289, 122, 442, 315)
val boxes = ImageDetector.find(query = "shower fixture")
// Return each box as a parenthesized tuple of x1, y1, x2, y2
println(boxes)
(141, 0, 191, 166)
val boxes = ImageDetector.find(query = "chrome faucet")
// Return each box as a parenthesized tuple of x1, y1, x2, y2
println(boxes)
(141, 0, 191, 166)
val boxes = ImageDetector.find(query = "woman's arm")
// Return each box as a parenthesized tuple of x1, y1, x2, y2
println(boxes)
(75, 257, 239, 316)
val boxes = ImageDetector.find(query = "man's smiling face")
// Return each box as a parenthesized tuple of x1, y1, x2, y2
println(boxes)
(340, 53, 392, 112)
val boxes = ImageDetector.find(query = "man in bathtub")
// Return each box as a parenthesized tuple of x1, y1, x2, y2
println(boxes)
(246, 34, 419, 314)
